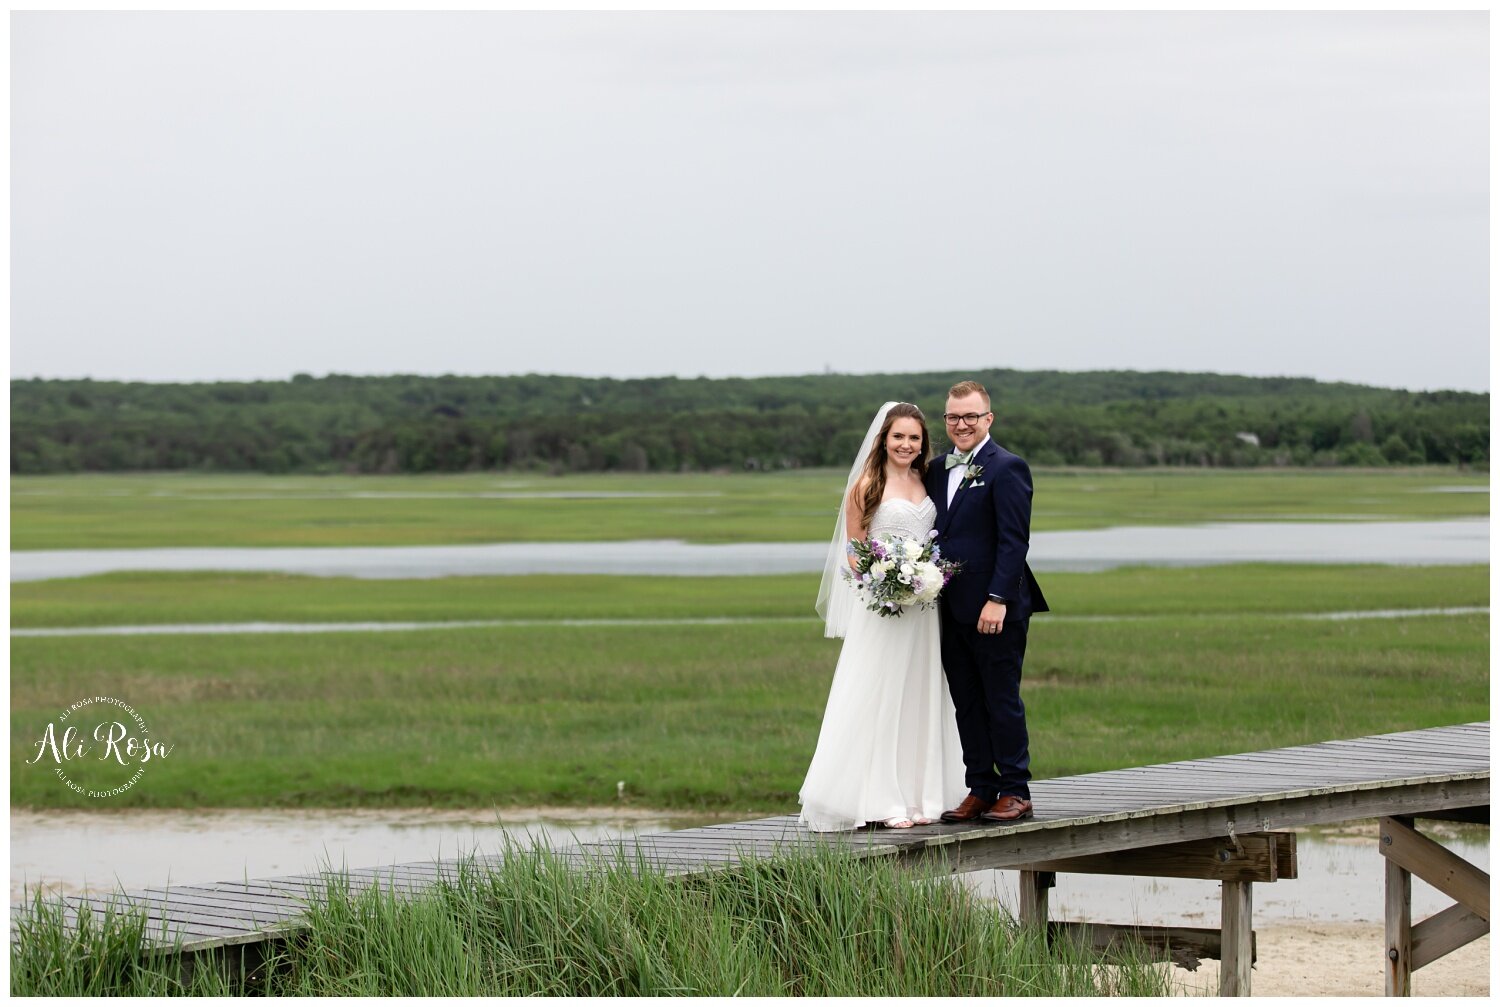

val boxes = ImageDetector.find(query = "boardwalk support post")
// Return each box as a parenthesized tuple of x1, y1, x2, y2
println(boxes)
(1014, 832, 1287, 993)
(1379, 815, 1490, 996)
(1219, 880, 1253, 996)
(1017, 870, 1054, 929)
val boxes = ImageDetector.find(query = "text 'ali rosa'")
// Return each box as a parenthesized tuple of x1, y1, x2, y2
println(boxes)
(24, 695, 175, 799)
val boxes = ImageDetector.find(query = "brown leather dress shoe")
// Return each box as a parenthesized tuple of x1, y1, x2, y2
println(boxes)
(939, 794, 996, 823)
(980, 796, 1034, 822)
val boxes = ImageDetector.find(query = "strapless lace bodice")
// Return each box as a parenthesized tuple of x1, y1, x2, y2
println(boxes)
(868, 497, 936, 541)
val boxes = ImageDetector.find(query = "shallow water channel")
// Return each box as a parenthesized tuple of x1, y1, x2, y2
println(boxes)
(9, 518, 1489, 581)
(10, 807, 1486, 929)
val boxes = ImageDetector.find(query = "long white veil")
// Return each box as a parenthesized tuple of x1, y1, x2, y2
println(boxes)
(814, 401, 898, 639)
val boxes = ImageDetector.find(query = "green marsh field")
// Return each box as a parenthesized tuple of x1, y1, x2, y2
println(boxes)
(9, 469, 1490, 812)
(11, 467, 1488, 548)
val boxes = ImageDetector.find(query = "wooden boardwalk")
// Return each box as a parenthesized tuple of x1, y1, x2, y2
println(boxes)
(14, 722, 1489, 994)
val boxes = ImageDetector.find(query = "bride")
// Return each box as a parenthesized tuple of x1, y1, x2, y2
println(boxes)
(798, 402, 967, 831)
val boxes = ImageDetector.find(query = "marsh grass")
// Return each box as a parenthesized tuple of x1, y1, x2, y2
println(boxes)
(11, 468, 1487, 549)
(10, 844, 1177, 996)
(8, 889, 221, 996)
(9, 563, 1489, 628)
(10, 567, 1488, 809)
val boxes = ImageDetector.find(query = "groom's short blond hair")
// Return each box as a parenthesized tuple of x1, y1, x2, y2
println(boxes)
(947, 380, 990, 407)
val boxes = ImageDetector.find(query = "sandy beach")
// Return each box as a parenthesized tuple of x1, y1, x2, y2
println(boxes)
(1170, 923, 1489, 997)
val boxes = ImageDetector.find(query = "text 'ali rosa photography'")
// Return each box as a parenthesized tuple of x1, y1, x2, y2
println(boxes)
(24, 696, 175, 799)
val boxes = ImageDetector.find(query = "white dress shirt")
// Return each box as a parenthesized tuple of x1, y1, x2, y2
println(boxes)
(946, 435, 991, 507)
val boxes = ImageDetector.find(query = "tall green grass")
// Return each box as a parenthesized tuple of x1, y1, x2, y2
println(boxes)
(10, 845, 1177, 996)
(8, 892, 226, 996)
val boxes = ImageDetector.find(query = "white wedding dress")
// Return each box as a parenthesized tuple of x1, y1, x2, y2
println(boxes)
(798, 496, 968, 832)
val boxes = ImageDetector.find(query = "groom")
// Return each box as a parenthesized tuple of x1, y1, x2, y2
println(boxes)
(925, 380, 1048, 824)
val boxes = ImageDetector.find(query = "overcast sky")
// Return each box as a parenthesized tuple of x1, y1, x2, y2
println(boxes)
(10, 11, 1489, 391)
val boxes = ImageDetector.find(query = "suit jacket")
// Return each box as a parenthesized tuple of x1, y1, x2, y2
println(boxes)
(924, 438, 1048, 625)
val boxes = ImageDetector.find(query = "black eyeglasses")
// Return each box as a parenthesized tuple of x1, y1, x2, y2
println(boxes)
(942, 412, 990, 426)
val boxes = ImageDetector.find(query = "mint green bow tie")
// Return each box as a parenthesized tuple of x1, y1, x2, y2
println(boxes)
(944, 451, 973, 470)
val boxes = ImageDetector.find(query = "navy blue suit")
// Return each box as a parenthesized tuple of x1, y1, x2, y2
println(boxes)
(925, 438, 1048, 801)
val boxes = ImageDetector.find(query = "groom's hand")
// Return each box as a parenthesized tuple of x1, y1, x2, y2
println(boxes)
(978, 600, 1007, 635)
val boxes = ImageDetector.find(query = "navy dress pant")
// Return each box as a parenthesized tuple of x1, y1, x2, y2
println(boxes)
(939, 609, 1031, 801)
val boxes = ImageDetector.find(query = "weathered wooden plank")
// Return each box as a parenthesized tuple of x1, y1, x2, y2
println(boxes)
(312, 872, 436, 894)
(1319, 729, 1489, 749)
(699, 816, 797, 829)
(1068, 774, 1428, 786)
(631, 831, 900, 850)
(108, 899, 299, 935)
(1048, 920, 1250, 973)
(231, 877, 338, 894)
(151, 882, 314, 905)
(1118, 757, 1479, 778)
(130, 892, 305, 925)
(541, 854, 717, 879)
(1274, 832, 1298, 880)
(1410, 903, 1489, 971)
(654, 831, 910, 850)
(699, 821, 819, 834)
(63, 897, 259, 938)
(16, 899, 291, 955)
(140, 888, 312, 916)
(1037, 770, 1405, 790)
(906, 777, 1491, 874)
(1414, 806, 1488, 825)
(1378, 817, 1489, 920)
(674, 821, 823, 835)
(1246, 734, 1484, 755)
(567, 847, 748, 867)
(1073, 769, 1443, 786)
(340, 865, 455, 885)
(1015, 832, 1289, 883)
(1312, 746, 1489, 766)
(344, 869, 470, 890)
(560, 846, 744, 865)
(62, 910, 220, 947)
(1131, 737, 1487, 771)
(606, 829, 821, 845)
(65, 891, 257, 925)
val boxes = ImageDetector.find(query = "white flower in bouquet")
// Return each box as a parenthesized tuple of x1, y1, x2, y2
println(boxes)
(914, 562, 944, 602)
(902, 539, 923, 559)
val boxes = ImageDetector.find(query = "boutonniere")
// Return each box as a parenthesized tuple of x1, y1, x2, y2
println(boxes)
(962, 463, 984, 485)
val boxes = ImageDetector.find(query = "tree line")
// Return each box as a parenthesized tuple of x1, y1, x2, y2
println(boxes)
(9, 369, 1488, 474)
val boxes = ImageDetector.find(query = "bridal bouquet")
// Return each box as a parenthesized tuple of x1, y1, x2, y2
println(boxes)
(843, 530, 960, 617)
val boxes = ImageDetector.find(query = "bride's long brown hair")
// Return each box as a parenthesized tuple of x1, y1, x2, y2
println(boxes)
(858, 403, 931, 521)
